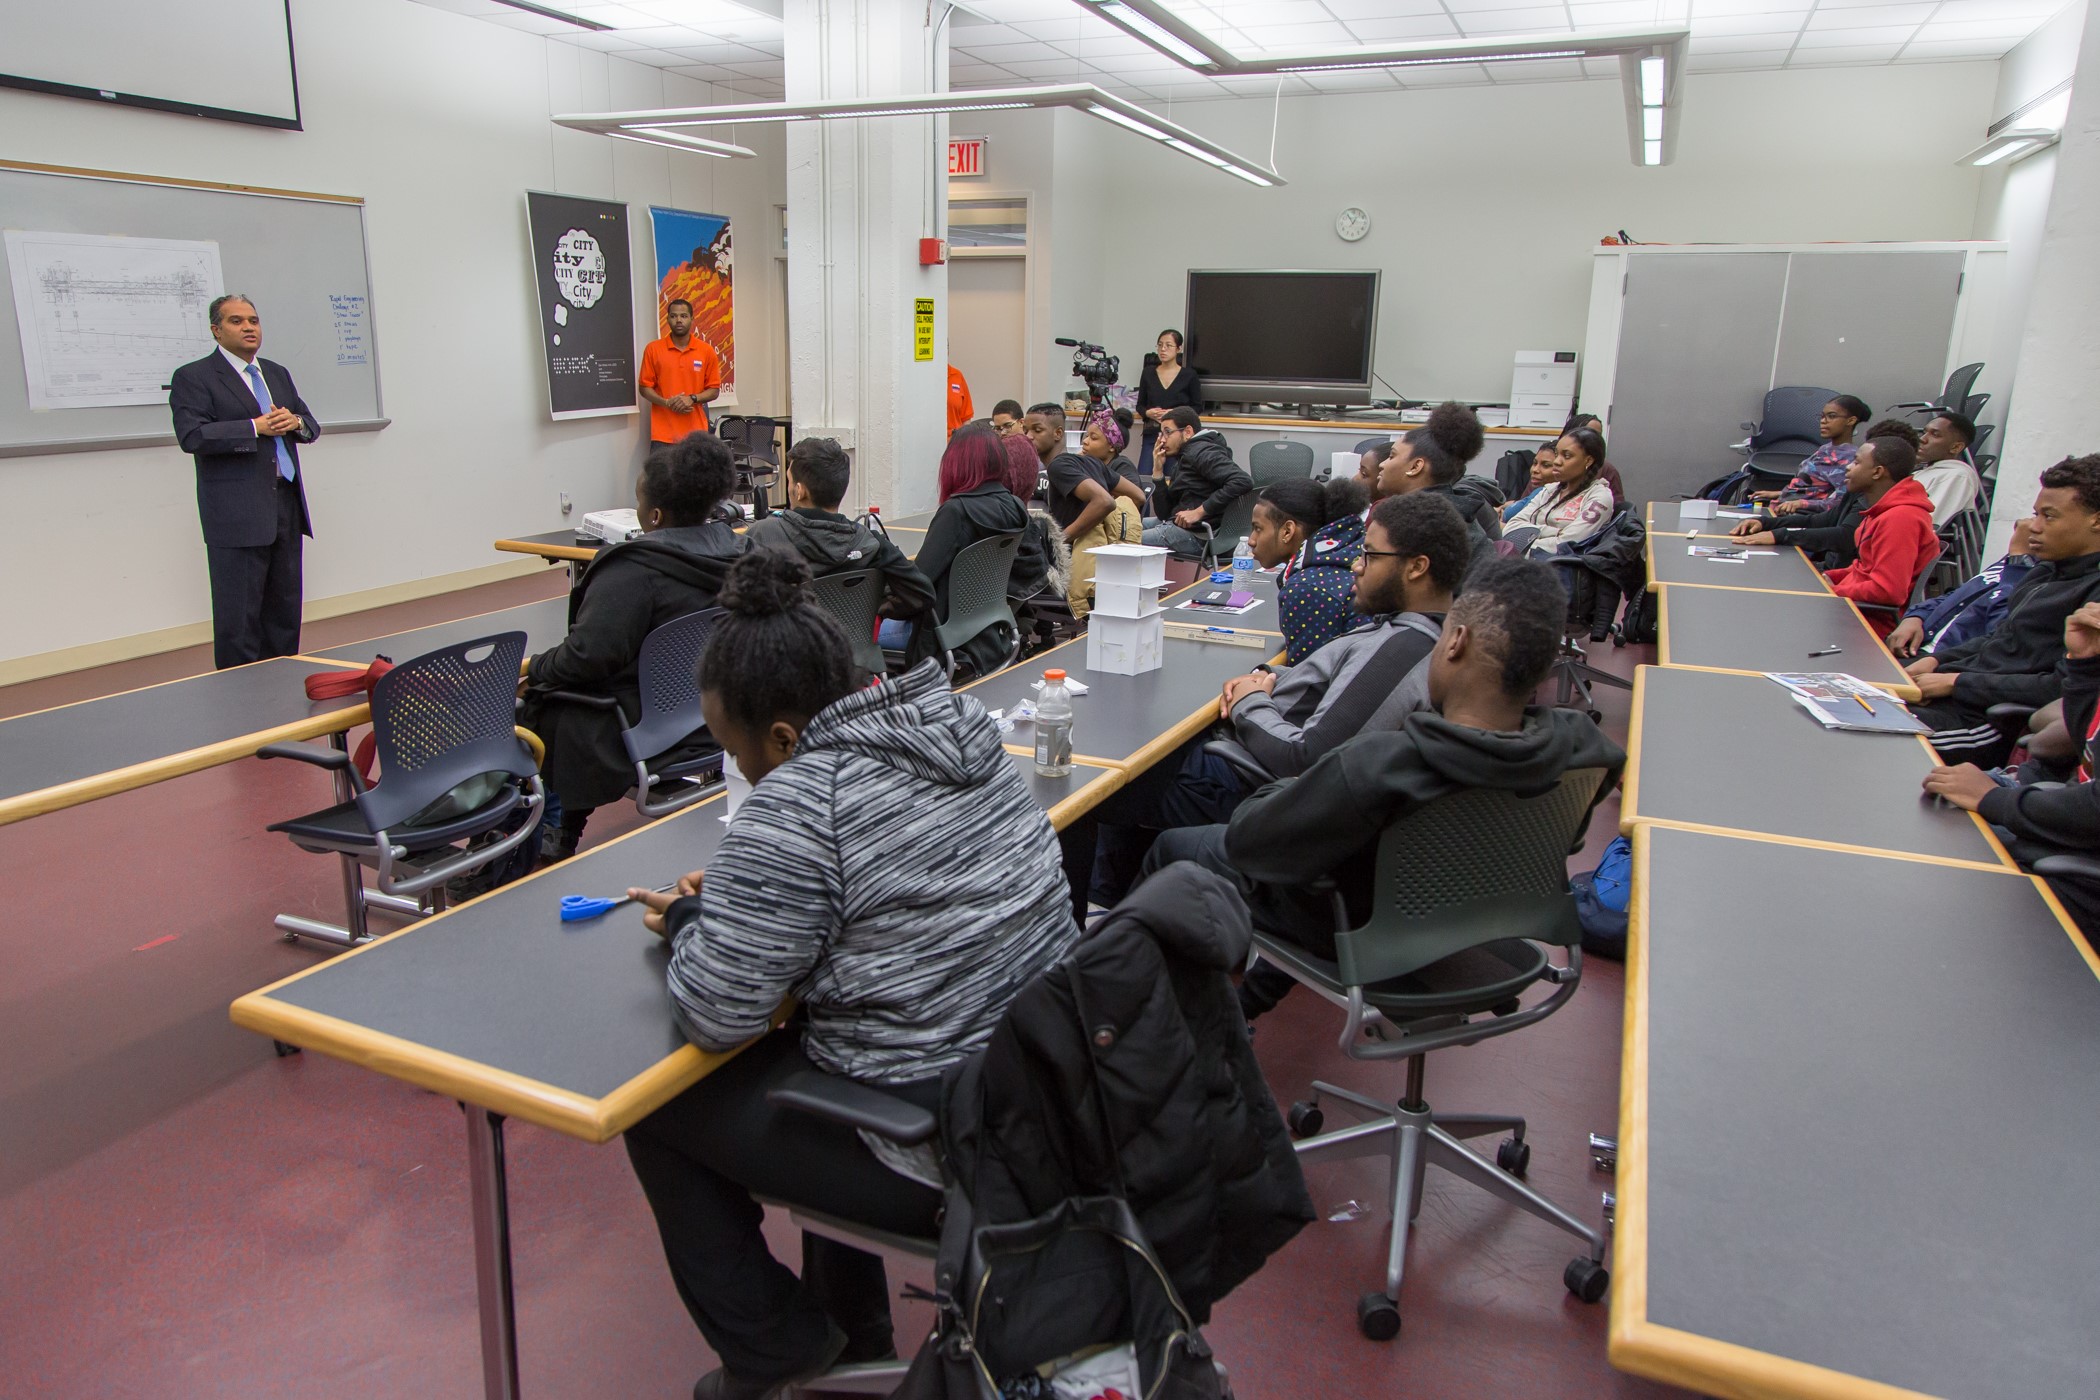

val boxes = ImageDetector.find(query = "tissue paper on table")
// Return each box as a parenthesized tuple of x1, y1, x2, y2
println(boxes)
(1031, 677, 1089, 696)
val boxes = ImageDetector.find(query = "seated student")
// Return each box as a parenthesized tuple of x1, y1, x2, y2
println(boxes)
(519, 434, 748, 860)
(988, 398, 1025, 437)
(1377, 402, 1501, 572)
(1028, 403, 1145, 619)
(1913, 410, 1982, 526)
(621, 551, 1078, 1399)
(1249, 476, 1372, 664)
(1356, 439, 1392, 514)
(879, 424, 1028, 672)
(1105, 406, 1148, 493)
(1817, 434, 1937, 633)
(999, 429, 1057, 600)
(1729, 418, 1920, 568)
(1886, 517, 2038, 660)
(1924, 601, 2100, 945)
(1563, 413, 1626, 507)
(1089, 492, 1472, 908)
(1141, 556, 1625, 1020)
(1752, 394, 1870, 509)
(1505, 424, 1616, 557)
(746, 436, 935, 629)
(1144, 406, 1253, 557)
(1503, 440, 1557, 521)
(1907, 454, 2100, 765)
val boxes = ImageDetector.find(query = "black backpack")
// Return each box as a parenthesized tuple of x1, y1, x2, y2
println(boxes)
(1495, 448, 1534, 501)
(1616, 586, 1658, 646)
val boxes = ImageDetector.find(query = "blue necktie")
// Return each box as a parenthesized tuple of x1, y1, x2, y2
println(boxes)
(246, 363, 297, 482)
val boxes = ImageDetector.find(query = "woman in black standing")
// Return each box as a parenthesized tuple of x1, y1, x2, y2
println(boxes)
(1135, 328, 1201, 481)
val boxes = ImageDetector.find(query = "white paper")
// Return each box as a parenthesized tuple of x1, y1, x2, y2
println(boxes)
(1031, 677, 1088, 696)
(5, 230, 225, 409)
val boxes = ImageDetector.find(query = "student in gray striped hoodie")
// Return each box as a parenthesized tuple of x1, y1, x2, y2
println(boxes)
(623, 549, 1078, 1400)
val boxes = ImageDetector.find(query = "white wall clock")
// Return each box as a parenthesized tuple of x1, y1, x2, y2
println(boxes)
(1335, 206, 1371, 242)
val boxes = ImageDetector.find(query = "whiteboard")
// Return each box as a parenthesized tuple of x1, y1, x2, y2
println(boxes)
(0, 163, 386, 457)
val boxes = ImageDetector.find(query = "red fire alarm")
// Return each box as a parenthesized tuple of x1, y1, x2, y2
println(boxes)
(919, 237, 947, 266)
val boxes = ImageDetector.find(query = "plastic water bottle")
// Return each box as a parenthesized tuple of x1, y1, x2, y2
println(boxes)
(1232, 535, 1256, 577)
(1034, 669, 1074, 777)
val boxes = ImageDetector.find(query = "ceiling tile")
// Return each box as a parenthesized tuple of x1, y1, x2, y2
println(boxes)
(1568, 0, 1672, 23)
(1699, 11, 1811, 36)
(482, 10, 573, 33)
(1067, 50, 1199, 72)
(1046, 32, 1154, 56)
(1006, 17, 1085, 40)
(964, 0, 1086, 19)
(723, 58, 785, 76)
(1691, 30, 1808, 51)
(664, 41, 771, 61)
(1786, 42, 1903, 62)
(559, 29, 662, 51)
(1685, 49, 1793, 69)
(1804, 4, 1936, 28)
(1912, 16, 2049, 40)
(1205, 0, 1333, 23)
(1796, 24, 1918, 46)
(1929, 0, 2066, 17)
(993, 55, 1092, 76)
(1892, 36, 2025, 58)
(1317, 0, 1447, 15)
(1691, 0, 1803, 16)
(1232, 19, 1359, 46)
(1342, 13, 1462, 40)
(1458, 8, 1581, 35)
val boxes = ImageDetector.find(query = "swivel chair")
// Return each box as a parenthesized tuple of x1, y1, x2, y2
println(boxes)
(1248, 440, 1315, 490)
(883, 534, 1023, 681)
(1259, 769, 1615, 1339)
(538, 609, 727, 819)
(1732, 385, 1840, 491)
(812, 568, 889, 679)
(260, 633, 546, 948)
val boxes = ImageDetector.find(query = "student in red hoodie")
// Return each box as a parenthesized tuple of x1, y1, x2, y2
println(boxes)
(1824, 433, 1937, 635)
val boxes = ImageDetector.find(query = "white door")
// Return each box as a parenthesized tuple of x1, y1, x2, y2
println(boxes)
(949, 256, 1027, 417)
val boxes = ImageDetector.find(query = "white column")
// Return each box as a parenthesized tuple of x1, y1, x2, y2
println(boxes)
(1985, 5, 2100, 556)
(783, 0, 949, 515)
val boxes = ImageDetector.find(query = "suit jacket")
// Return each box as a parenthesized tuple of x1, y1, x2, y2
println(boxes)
(169, 352, 320, 548)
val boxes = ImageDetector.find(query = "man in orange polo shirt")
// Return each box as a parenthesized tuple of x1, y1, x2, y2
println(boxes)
(638, 299, 722, 442)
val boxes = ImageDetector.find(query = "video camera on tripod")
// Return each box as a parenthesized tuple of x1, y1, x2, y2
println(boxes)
(1054, 337, 1121, 410)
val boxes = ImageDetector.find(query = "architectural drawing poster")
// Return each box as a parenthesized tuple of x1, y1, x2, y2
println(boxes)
(526, 191, 636, 420)
(648, 206, 734, 408)
(4, 230, 224, 410)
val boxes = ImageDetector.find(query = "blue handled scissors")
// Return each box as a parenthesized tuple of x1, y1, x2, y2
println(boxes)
(560, 883, 678, 923)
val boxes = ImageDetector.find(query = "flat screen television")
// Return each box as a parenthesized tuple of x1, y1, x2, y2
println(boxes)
(1184, 270, 1380, 409)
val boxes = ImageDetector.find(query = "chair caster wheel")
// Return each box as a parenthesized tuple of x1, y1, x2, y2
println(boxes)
(1357, 1292, 1401, 1341)
(1287, 1101, 1324, 1138)
(1586, 709, 1603, 723)
(1565, 1257, 1610, 1304)
(273, 1040, 301, 1058)
(1496, 1137, 1531, 1177)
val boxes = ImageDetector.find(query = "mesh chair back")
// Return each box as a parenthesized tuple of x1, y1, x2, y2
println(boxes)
(1941, 363, 1983, 411)
(933, 534, 1020, 655)
(1353, 437, 1393, 457)
(1203, 490, 1261, 563)
(357, 633, 537, 834)
(1248, 440, 1315, 489)
(1752, 386, 1840, 451)
(1334, 768, 1607, 988)
(812, 568, 887, 675)
(621, 608, 723, 766)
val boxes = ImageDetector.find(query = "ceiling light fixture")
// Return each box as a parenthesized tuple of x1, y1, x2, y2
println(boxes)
(489, 0, 614, 31)
(1085, 0, 1226, 69)
(1621, 40, 1684, 168)
(555, 83, 1285, 184)
(1277, 49, 1582, 72)
(1961, 127, 2061, 166)
(606, 130, 754, 158)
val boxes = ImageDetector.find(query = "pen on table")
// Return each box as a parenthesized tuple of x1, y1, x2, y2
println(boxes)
(1808, 646, 1843, 657)
(1205, 626, 1238, 635)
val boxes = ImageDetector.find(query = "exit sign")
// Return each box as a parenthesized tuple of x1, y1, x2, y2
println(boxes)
(948, 138, 985, 178)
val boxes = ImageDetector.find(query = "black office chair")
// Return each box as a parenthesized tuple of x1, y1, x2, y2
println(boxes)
(1194, 491, 1261, 568)
(1261, 769, 1615, 1340)
(1732, 385, 1840, 489)
(887, 534, 1023, 681)
(1932, 505, 1987, 595)
(812, 568, 888, 679)
(539, 609, 727, 820)
(716, 415, 782, 518)
(260, 634, 546, 948)
(1890, 363, 1985, 420)
(1248, 440, 1315, 489)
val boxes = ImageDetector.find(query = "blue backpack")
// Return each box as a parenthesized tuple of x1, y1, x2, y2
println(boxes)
(1570, 835, 1631, 959)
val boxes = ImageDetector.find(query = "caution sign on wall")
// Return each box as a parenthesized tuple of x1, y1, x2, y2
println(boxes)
(913, 298, 935, 362)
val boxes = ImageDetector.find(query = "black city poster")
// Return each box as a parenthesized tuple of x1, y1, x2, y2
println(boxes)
(526, 191, 637, 420)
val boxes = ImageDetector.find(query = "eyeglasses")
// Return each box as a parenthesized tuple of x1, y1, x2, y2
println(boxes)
(1352, 547, 1411, 569)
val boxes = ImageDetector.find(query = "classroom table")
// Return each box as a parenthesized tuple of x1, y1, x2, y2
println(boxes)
(308, 597, 571, 664)
(1646, 539, 1830, 595)
(1643, 499, 1762, 537)
(969, 630, 1281, 772)
(1657, 584, 1919, 696)
(495, 514, 932, 570)
(1620, 666, 2010, 870)
(1612, 823, 2100, 1400)
(231, 750, 1125, 1400)
(0, 656, 369, 826)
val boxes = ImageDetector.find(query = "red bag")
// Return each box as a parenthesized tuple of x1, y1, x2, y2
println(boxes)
(305, 658, 393, 784)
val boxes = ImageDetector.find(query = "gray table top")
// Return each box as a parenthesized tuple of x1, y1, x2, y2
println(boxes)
(0, 657, 368, 825)
(968, 631, 1279, 768)
(1645, 500, 1762, 536)
(1624, 666, 2004, 867)
(312, 598, 570, 664)
(1621, 823, 2100, 1399)
(232, 750, 1120, 1140)
(1648, 539, 1828, 594)
(1659, 584, 1915, 689)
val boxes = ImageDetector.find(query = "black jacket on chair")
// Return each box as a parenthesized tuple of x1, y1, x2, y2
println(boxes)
(518, 523, 746, 809)
(169, 352, 320, 547)
(937, 862, 1314, 1325)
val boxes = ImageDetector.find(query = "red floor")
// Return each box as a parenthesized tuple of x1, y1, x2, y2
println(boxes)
(0, 586, 1685, 1399)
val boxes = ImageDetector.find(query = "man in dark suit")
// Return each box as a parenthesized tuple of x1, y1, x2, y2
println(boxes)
(169, 293, 322, 668)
